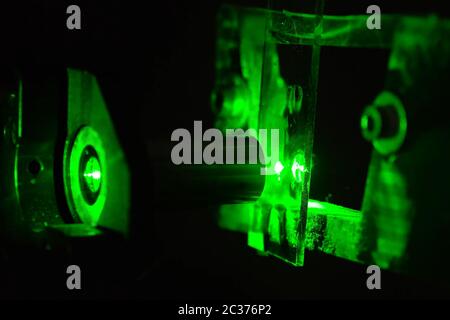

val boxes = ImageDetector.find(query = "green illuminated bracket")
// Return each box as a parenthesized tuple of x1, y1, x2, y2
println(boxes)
(64, 69, 130, 235)
(214, 5, 322, 265)
(213, 4, 450, 273)
(1, 68, 131, 241)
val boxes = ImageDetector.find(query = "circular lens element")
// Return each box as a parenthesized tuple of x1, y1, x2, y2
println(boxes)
(361, 91, 407, 155)
(65, 126, 107, 226)
(79, 146, 102, 205)
(361, 106, 382, 141)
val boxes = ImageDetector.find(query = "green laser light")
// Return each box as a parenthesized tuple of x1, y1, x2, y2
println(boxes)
(291, 159, 305, 183)
(274, 161, 284, 175)
(83, 156, 102, 193)
(79, 146, 102, 205)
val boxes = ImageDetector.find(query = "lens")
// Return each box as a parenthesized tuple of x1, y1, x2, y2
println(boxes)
(79, 146, 102, 205)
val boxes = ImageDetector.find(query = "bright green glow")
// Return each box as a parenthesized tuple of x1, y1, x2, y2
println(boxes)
(89, 171, 101, 180)
(291, 158, 305, 183)
(215, 6, 318, 266)
(307, 200, 324, 209)
(307, 200, 361, 218)
(83, 156, 102, 193)
(66, 125, 107, 226)
(65, 69, 130, 236)
(274, 161, 284, 175)
(214, 5, 439, 270)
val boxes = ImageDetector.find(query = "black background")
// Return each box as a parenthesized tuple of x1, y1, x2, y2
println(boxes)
(1, 0, 450, 299)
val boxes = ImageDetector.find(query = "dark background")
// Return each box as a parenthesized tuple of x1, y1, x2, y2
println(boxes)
(1, 0, 450, 299)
